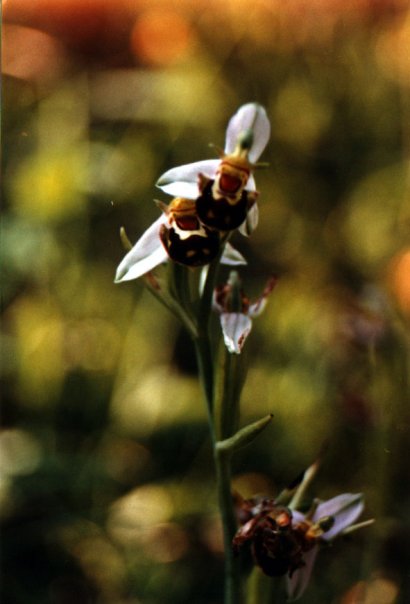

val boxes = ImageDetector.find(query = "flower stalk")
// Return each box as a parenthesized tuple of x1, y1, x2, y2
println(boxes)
(114, 102, 371, 603)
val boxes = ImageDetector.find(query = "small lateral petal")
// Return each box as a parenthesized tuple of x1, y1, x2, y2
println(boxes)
(220, 312, 252, 354)
(314, 493, 364, 541)
(248, 276, 278, 317)
(224, 103, 271, 163)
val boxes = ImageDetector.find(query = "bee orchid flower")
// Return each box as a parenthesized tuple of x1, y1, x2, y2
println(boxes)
(213, 272, 277, 354)
(233, 491, 369, 602)
(115, 204, 246, 283)
(156, 103, 271, 236)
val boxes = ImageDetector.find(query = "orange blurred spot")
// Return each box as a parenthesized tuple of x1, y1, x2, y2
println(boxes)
(3, 24, 67, 83)
(341, 577, 399, 604)
(375, 13, 410, 86)
(387, 248, 410, 315)
(130, 9, 194, 66)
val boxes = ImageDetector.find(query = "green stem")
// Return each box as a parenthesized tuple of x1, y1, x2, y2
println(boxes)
(193, 323, 242, 604)
(194, 334, 216, 437)
(192, 244, 243, 604)
(194, 331, 241, 603)
(215, 448, 242, 604)
(215, 348, 246, 440)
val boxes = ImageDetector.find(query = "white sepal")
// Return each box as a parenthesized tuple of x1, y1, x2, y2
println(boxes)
(156, 160, 220, 198)
(224, 103, 271, 163)
(115, 215, 168, 283)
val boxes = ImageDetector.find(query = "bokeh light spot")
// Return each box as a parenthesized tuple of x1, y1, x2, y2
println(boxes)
(3, 24, 67, 83)
(131, 10, 194, 67)
(387, 248, 410, 315)
(0, 429, 42, 476)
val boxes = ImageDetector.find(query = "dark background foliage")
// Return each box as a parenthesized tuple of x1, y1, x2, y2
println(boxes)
(2, 1, 410, 602)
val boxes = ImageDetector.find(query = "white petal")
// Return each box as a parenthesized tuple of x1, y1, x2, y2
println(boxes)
(220, 243, 247, 265)
(244, 174, 257, 192)
(220, 313, 252, 354)
(156, 160, 220, 198)
(238, 203, 259, 237)
(314, 493, 364, 541)
(115, 215, 168, 283)
(224, 103, 271, 163)
(286, 546, 319, 601)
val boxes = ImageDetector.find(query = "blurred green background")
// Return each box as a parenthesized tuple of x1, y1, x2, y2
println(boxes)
(2, 1, 410, 602)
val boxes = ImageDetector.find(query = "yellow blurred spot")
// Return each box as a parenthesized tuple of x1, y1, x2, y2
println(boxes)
(10, 151, 86, 222)
(8, 295, 65, 404)
(112, 365, 205, 436)
(273, 80, 332, 151)
(108, 484, 174, 545)
(0, 429, 42, 476)
(141, 522, 189, 563)
(131, 10, 194, 67)
(64, 319, 121, 372)
(342, 163, 408, 271)
(232, 472, 274, 499)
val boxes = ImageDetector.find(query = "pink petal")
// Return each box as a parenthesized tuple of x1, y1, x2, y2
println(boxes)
(286, 546, 319, 601)
(314, 493, 364, 541)
(220, 313, 252, 354)
(248, 276, 278, 317)
(115, 215, 168, 282)
(224, 103, 271, 163)
(156, 160, 220, 198)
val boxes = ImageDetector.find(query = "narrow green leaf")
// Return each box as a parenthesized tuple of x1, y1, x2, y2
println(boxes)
(216, 414, 273, 455)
